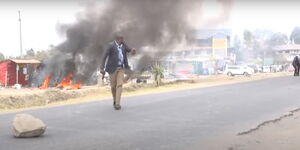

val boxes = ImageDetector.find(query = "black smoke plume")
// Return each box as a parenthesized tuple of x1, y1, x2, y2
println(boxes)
(36, 0, 231, 85)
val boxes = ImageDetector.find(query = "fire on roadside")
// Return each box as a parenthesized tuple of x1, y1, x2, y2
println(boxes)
(39, 75, 51, 89)
(55, 73, 73, 88)
(68, 82, 82, 90)
(39, 73, 82, 90)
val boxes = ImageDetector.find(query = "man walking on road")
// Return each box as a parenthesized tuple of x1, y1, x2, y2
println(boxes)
(100, 35, 136, 110)
(292, 56, 300, 76)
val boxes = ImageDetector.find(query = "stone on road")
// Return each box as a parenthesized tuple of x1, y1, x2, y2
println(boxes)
(12, 113, 46, 138)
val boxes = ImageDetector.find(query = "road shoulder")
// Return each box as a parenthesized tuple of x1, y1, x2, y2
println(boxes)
(0, 72, 292, 114)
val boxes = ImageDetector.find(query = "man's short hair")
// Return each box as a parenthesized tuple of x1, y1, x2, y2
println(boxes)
(115, 34, 124, 40)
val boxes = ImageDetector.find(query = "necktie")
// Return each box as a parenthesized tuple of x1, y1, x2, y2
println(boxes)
(117, 44, 124, 66)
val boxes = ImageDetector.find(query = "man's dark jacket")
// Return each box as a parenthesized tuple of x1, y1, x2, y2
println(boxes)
(100, 41, 131, 74)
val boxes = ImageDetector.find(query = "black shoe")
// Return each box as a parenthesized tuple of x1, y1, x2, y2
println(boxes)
(113, 101, 116, 106)
(114, 104, 121, 110)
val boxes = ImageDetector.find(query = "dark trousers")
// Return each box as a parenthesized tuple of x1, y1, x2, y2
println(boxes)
(294, 66, 299, 76)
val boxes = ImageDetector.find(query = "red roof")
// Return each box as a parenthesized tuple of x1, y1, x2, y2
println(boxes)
(1, 59, 41, 64)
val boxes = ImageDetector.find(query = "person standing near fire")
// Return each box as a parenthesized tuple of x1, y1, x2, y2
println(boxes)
(100, 35, 136, 110)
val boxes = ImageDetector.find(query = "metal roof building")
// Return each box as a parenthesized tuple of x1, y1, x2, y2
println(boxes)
(0, 59, 41, 86)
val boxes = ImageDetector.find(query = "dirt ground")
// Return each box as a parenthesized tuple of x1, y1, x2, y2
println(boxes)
(0, 72, 292, 113)
(204, 109, 300, 150)
(187, 108, 300, 150)
(228, 110, 300, 150)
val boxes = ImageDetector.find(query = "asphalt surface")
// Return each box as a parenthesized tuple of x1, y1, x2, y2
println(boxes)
(1, 76, 300, 150)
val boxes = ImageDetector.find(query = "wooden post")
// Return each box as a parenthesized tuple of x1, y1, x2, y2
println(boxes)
(16, 64, 19, 85)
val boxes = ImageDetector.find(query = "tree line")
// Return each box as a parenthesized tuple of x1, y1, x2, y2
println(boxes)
(233, 26, 300, 62)
(0, 48, 49, 61)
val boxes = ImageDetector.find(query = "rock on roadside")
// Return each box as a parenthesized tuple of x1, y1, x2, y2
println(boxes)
(12, 114, 47, 138)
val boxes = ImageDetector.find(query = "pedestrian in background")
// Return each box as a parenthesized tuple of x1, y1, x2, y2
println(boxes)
(292, 56, 300, 76)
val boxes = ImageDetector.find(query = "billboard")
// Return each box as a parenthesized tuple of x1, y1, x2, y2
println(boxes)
(212, 38, 227, 58)
(212, 39, 227, 49)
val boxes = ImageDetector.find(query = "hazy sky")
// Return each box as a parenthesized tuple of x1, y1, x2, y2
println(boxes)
(1, 0, 300, 57)
(0, 1, 81, 57)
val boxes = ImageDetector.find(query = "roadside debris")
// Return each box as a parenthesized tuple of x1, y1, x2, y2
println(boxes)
(12, 113, 46, 138)
(12, 84, 22, 89)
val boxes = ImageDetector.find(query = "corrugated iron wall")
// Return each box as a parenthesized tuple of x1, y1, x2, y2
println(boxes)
(0, 61, 8, 86)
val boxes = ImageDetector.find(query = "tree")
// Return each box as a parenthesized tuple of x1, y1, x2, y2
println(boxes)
(243, 30, 254, 49)
(252, 30, 274, 60)
(33, 50, 49, 61)
(234, 35, 241, 51)
(243, 30, 258, 60)
(22, 48, 49, 61)
(267, 33, 288, 46)
(242, 29, 288, 64)
(152, 63, 164, 86)
(0, 52, 5, 61)
(234, 35, 243, 61)
(290, 26, 300, 44)
(25, 48, 35, 58)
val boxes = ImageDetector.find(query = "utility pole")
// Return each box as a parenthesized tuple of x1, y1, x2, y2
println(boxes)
(18, 10, 23, 58)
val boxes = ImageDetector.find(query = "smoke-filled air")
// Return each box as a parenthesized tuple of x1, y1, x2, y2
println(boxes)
(36, 0, 229, 86)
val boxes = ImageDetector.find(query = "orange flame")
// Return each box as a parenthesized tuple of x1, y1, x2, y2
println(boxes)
(39, 75, 51, 89)
(68, 82, 82, 90)
(56, 73, 73, 88)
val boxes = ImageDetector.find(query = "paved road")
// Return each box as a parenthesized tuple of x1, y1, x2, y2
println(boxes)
(1, 76, 300, 150)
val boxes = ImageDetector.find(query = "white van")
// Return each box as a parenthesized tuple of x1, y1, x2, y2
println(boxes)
(224, 65, 255, 76)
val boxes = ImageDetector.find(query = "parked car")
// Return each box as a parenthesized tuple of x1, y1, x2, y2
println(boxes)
(224, 65, 255, 76)
(247, 64, 261, 73)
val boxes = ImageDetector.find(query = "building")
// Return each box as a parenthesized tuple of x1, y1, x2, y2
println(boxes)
(163, 29, 233, 75)
(192, 29, 233, 59)
(0, 59, 41, 87)
(273, 44, 300, 62)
